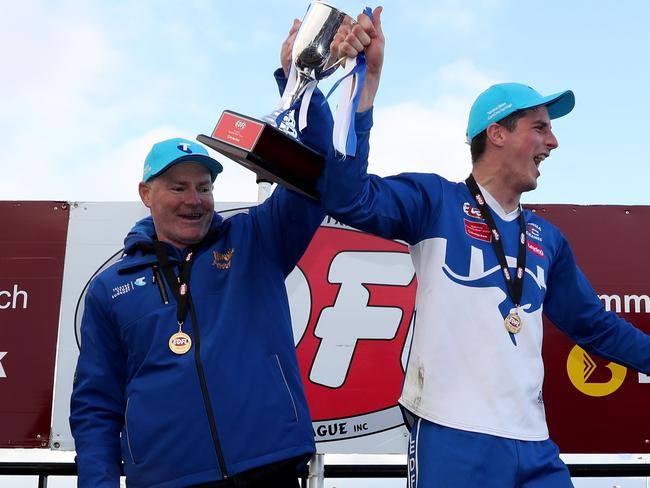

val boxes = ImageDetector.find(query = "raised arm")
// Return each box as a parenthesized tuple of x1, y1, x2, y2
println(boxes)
(320, 7, 440, 244)
(334, 6, 384, 113)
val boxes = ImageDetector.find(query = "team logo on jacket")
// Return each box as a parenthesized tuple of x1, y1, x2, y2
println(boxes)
(110, 276, 146, 299)
(462, 202, 483, 220)
(526, 223, 542, 242)
(288, 223, 416, 444)
(212, 248, 234, 269)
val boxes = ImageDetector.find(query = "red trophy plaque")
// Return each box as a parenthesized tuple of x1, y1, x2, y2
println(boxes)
(197, 111, 324, 199)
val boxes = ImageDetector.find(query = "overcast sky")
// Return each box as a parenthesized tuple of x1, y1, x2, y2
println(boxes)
(1, 0, 649, 206)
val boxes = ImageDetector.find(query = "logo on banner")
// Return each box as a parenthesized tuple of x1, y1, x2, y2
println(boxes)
(566, 345, 627, 397)
(289, 225, 416, 443)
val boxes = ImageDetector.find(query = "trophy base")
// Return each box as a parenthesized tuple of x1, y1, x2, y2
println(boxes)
(197, 110, 324, 200)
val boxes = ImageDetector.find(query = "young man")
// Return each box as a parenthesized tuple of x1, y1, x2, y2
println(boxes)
(322, 8, 650, 487)
(69, 34, 332, 485)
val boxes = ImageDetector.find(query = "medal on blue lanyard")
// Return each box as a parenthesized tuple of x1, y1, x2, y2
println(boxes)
(153, 241, 195, 354)
(465, 175, 527, 335)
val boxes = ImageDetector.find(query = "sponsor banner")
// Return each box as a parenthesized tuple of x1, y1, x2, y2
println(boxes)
(0, 202, 69, 448)
(49, 202, 150, 450)
(528, 205, 650, 453)
(12, 202, 650, 455)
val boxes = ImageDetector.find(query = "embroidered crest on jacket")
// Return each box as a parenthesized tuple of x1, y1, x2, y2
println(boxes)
(213, 248, 234, 269)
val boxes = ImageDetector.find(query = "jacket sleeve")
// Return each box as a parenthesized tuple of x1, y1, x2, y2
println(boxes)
(243, 69, 331, 275)
(321, 108, 441, 245)
(69, 278, 127, 487)
(544, 234, 650, 374)
(254, 186, 325, 276)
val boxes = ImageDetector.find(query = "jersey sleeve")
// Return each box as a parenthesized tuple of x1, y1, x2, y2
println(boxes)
(544, 233, 650, 374)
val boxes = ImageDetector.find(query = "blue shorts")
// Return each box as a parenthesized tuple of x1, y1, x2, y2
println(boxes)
(407, 418, 573, 488)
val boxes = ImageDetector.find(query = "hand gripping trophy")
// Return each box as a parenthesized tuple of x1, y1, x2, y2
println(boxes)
(198, 2, 357, 199)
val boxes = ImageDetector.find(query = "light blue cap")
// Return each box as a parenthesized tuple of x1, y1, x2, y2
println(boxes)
(466, 83, 575, 142)
(142, 138, 223, 182)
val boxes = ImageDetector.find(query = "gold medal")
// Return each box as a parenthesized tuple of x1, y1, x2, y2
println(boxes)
(504, 312, 523, 334)
(169, 331, 192, 354)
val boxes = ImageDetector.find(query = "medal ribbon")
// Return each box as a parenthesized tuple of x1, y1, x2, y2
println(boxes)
(153, 240, 195, 328)
(465, 175, 527, 310)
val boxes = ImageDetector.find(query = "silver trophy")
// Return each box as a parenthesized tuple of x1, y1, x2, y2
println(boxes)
(263, 1, 351, 138)
(198, 1, 352, 199)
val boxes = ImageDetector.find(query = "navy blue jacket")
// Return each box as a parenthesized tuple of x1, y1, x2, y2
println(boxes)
(70, 72, 331, 487)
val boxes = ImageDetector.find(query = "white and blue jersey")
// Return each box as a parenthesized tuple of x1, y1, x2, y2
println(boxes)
(321, 108, 650, 442)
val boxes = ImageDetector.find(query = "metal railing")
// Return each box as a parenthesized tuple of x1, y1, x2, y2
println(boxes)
(2, 462, 650, 487)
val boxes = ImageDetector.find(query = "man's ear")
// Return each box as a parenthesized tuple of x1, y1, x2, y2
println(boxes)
(138, 181, 152, 208)
(486, 123, 506, 147)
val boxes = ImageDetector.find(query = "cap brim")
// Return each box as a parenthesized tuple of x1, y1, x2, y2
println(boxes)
(539, 90, 575, 120)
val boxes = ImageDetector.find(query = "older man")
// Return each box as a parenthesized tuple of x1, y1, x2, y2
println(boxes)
(70, 43, 332, 486)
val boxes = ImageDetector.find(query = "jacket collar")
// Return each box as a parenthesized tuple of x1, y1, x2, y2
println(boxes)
(116, 212, 225, 274)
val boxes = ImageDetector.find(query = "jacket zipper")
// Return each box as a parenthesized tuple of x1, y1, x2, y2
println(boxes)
(124, 398, 137, 464)
(188, 298, 229, 478)
(274, 354, 299, 422)
(152, 265, 169, 304)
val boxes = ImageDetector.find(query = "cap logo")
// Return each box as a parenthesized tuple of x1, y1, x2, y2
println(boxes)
(177, 143, 192, 154)
(487, 102, 512, 121)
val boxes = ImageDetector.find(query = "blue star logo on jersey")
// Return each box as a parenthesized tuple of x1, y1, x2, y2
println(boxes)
(441, 246, 546, 346)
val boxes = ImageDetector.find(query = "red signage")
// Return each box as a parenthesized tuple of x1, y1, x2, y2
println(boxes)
(0, 201, 69, 447)
(3, 202, 649, 454)
(212, 112, 264, 151)
(294, 224, 416, 442)
(531, 205, 650, 453)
